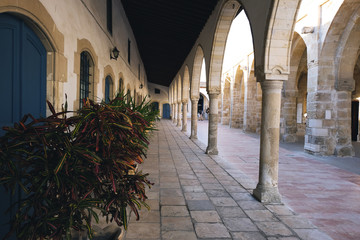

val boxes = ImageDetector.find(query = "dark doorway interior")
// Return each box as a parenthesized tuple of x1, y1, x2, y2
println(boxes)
(351, 101, 359, 141)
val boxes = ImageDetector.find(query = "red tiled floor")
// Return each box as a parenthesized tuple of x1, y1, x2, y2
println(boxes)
(186, 120, 360, 240)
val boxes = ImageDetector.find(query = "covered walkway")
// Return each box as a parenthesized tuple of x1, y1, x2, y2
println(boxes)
(123, 120, 360, 239)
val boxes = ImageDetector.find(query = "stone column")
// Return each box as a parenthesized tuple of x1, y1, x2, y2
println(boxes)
(173, 103, 177, 124)
(253, 81, 283, 203)
(177, 102, 182, 127)
(281, 93, 297, 142)
(190, 98, 199, 139)
(181, 100, 188, 132)
(206, 93, 219, 155)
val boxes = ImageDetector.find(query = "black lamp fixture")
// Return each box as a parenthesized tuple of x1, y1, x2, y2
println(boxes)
(110, 47, 119, 60)
(139, 83, 143, 89)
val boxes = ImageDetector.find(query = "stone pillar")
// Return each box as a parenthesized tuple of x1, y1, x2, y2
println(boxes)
(170, 103, 173, 120)
(206, 93, 219, 155)
(177, 102, 182, 127)
(281, 93, 297, 142)
(190, 98, 199, 139)
(173, 103, 177, 124)
(253, 81, 283, 203)
(181, 100, 188, 132)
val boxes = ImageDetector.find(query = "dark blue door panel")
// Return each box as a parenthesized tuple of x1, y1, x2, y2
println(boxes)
(0, 13, 46, 239)
(163, 103, 170, 119)
(22, 24, 47, 118)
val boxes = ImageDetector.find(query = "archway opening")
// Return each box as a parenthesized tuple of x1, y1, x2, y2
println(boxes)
(221, 10, 253, 129)
(352, 54, 360, 154)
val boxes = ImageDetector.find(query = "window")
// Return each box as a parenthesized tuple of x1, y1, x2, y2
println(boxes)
(105, 75, 113, 103)
(155, 88, 160, 94)
(138, 64, 140, 80)
(128, 39, 131, 64)
(107, 0, 112, 35)
(119, 78, 123, 92)
(80, 51, 94, 108)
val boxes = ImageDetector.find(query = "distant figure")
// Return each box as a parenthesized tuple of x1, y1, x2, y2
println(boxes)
(199, 110, 204, 121)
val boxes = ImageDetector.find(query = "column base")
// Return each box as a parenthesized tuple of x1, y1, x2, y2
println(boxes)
(181, 128, 186, 132)
(190, 135, 198, 140)
(253, 184, 281, 203)
(206, 146, 218, 155)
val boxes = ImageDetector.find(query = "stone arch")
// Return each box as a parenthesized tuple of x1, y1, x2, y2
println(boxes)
(222, 75, 231, 125)
(263, 0, 302, 80)
(281, 32, 307, 142)
(74, 38, 99, 109)
(103, 65, 115, 100)
(208, 0, 241, 93)
(335, 6, 360, 91)
(0, 0, 67, 113)
(191, 45, 204, 99)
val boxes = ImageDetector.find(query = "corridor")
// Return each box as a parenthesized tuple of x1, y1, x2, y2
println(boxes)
(123, 119, 358, 240)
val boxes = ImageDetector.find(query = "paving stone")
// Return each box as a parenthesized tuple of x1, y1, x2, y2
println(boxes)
(185, 192, 209, 200)
(145, 199, 160, 211)
(206, 189, 231, 197)
(255, 221, 293, 237)
(187, 200, 215, 211)
(161, 206, 189, 217)
(217, 206, 246, 218)
(210, 197, 238, 207)
(245, 210, 278, 222)
(160, 182, 181, 188)
(267, 237, 300, 240)
(266, 205, 295, 216)
(194, 223, 231, 238)
(230, 192, 255, 201)
(130, 209, 160, 223)
(180, 179, 201, 185)
(125, 223, 160, 239)
(146, 191, 159, 200)
(237, 200, 266, 210)
(279, 215, 315, 229)
(160, 196, 186, 206)
(223, 218, 258, 231)
(161, 217, 193, 231)
(202, 183, 224, 190)
(162, 231, 197, 240)
(232, 231, 267, 240)
(190, 210, 221, 223)
(224, 185, 247, 193)
(182, 185, 204, 192)
(160, 188, 183, 197)
(294, 228, 333, 240)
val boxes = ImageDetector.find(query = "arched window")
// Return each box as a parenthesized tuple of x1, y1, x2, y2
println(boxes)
(80, 51, 94, 107)
(119, 77, 124, 92)
(105, 75, 113, 103)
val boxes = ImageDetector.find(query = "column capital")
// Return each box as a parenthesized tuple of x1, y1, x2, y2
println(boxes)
(190, 97, 199, 101)
(260, 80, 283, 91)
(181, 99, 188, 104)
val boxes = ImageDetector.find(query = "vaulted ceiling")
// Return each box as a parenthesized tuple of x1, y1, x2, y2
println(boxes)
(121, 0, 219, 87)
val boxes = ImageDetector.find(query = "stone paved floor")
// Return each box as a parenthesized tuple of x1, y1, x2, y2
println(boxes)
(186, 120, 360, 240)
(124, 120, 334, 240)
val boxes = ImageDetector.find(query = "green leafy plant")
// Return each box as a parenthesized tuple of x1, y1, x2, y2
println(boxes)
(0, 92, 156, 240)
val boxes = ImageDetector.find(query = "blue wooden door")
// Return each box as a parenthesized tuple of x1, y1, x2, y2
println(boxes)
(163, 103, 170, 119)
(0, 13, 46, 238)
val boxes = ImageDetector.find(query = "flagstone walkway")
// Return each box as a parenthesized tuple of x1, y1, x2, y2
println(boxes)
(124, 120, 337, 240)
